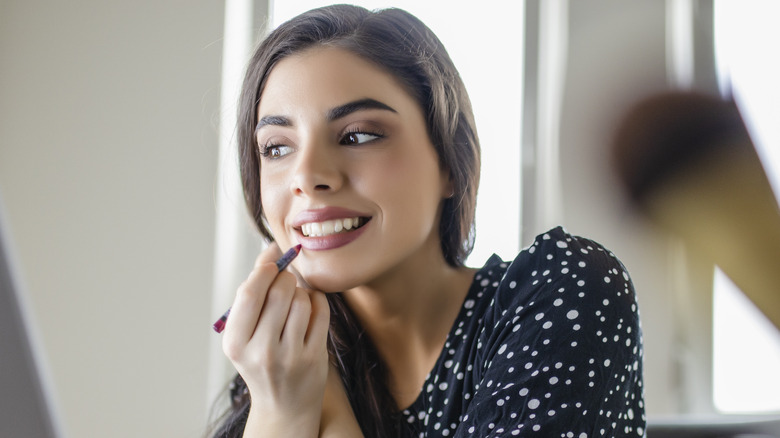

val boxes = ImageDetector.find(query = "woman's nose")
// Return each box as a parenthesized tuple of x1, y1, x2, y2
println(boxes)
(291, 139, 343, 196)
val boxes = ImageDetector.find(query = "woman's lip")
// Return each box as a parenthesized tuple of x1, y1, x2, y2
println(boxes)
(291, 207, 371, 228)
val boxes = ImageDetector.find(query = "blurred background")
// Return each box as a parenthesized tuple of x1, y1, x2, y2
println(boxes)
(1, 0, 778, 436)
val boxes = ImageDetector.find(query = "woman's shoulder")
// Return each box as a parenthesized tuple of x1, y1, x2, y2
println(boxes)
(512, 226, 628, 272)
(482, 226, 638, 318)
(452, 228, 645, 437)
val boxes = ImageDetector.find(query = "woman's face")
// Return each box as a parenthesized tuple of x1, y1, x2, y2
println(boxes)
(256, 46, 451, 292)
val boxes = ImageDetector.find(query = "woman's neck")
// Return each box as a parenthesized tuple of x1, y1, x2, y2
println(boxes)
(341, 241, 477, 408)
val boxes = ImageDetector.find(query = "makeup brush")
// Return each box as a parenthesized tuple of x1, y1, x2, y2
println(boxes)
(611, 91, 780, 330)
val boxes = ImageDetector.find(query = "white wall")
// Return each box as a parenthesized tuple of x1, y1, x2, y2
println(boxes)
(0, 1, 223, 436)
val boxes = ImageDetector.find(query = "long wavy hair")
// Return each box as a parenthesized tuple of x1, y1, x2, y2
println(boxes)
(209, 5, 480, 437)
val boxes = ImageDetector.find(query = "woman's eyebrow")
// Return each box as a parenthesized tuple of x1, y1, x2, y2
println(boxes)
(255, 115, 291, 132)
(255, 98, 397, 133)
(326, 98, 397, 121)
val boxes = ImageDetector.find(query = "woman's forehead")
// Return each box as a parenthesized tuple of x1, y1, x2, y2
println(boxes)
(257, 46, 419, 121)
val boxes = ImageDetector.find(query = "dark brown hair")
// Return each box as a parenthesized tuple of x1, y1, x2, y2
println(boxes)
(210, 5, 480, 437)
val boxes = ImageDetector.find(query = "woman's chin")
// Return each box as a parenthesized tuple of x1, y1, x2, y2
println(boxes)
(300, 271, 361, 294)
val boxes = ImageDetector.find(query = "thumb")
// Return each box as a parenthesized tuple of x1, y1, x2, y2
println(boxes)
(253, 241, 284, 268)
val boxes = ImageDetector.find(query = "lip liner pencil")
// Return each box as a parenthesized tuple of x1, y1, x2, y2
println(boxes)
(212, 244, 303, 333)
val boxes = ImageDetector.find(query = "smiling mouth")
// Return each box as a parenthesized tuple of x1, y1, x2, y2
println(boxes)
(300, 217, 370, 237)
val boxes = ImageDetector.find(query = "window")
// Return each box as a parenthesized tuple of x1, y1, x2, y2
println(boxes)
(712, 0, 780, 414)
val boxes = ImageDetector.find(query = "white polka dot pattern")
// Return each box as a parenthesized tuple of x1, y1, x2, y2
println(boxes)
(400, 227, 646, 437)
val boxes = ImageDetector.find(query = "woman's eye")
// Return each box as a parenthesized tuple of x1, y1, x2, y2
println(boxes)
(340, 132, 383, 146)
(260, 144, 294, 159)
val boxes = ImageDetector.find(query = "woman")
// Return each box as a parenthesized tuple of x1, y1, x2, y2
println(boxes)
(210, 4, 645, 437)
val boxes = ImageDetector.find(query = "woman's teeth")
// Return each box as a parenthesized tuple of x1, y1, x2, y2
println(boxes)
(301, 217, 363, 237)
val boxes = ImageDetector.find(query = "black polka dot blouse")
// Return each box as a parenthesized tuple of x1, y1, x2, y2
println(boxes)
(400, 227, 646, 437)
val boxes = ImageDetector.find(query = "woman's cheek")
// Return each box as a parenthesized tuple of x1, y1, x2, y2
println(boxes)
(260, 178, 289, 239)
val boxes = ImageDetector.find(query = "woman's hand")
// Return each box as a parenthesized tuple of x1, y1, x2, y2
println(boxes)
(222, 243, 331, 437)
